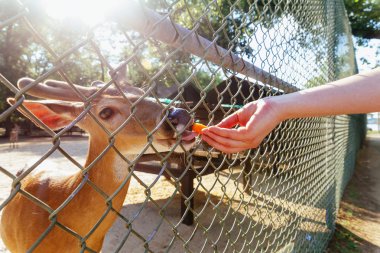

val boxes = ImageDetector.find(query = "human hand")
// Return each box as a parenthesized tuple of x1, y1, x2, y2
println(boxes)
(201, 98, 283, 153)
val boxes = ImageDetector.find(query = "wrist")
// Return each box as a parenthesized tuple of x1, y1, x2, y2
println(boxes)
(260, 96, 287, 123)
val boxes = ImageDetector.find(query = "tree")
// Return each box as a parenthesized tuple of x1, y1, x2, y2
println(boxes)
(0, 0, 106, 136)
(344, 0, 380, 41)
(344, 0, 380, 70)
(2, 0, 374, 137)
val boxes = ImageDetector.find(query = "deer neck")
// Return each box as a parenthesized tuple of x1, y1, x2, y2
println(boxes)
(83, 135, 134, 196)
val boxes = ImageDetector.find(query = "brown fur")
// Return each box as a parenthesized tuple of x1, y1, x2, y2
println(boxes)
(1, 84, 185, 252)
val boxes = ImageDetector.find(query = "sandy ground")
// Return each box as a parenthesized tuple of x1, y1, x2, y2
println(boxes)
(0, 136, 330, 253)
(0, 135, 378, 252)
(327, 134, 380, 252)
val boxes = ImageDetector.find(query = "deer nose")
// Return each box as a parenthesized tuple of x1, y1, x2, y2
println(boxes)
(167, 108, 193, 133)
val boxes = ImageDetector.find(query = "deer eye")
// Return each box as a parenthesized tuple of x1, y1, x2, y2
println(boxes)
(99, 107, 114, 120)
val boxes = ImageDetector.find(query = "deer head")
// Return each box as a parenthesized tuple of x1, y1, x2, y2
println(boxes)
(8, 68, 196, 154)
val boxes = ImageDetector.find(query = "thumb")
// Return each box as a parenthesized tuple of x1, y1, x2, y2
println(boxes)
(217, 102, 258, 128)
(216, 112, 240, 128)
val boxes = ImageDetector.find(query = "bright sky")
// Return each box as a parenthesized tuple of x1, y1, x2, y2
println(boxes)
(354, 38, 380, 72)
(42, 0, 123, 26)
(42, 0, 379, 82)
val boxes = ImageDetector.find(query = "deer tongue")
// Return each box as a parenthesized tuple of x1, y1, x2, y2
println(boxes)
(181, 131, 197, 141)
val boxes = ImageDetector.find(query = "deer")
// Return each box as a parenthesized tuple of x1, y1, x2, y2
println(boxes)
(0, 69, 197, 253)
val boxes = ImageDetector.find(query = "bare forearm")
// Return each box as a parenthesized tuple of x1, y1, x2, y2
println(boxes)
(273, 68, 380, 120)
(202, 68, 380, 153)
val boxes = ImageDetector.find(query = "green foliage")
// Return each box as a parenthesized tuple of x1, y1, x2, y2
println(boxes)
(343, 0, 379, 70)
(344, 0, 380, 42)
(0, 0, 104, 135)
(0, 0, 369, 135)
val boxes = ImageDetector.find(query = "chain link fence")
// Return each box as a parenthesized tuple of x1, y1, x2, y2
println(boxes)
(0, 0, 366, 252)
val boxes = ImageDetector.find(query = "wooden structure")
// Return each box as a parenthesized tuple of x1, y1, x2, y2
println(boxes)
(135, 76, 272, 225)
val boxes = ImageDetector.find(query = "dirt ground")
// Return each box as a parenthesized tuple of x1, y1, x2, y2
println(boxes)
(0, 136, 297, 252)
(327, 134, 380, 253)
(0, 135, 379, 252)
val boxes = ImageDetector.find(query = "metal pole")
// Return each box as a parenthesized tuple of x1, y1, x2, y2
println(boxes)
(111, 1, 299, 93)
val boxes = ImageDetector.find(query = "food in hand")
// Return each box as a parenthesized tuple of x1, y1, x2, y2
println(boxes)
(192, 123, 207, 134)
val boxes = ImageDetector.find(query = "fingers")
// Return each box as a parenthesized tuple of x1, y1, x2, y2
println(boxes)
(203, 129, 247, 147)
(200, 100, 278, 153)
(201, 134, 248, 154)
(216, 113, 239, 128)
(216, 102, 258, 128)
(203, 126, 247, 141)
(201, 127, 258, 153)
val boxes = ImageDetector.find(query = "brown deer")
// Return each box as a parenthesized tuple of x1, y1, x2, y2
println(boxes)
(0, 72, 196, 252)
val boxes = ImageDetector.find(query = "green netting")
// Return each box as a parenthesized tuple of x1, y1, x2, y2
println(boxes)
(0, 0, 366, 252)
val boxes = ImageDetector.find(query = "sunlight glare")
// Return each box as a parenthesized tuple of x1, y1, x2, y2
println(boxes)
(43, 0, 123, 26)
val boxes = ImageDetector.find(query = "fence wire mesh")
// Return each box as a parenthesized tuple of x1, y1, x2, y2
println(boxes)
(0, 0, 366, 252)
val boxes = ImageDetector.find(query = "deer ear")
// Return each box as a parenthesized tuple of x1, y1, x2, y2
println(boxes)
(17, 77, 97, 101)
(7, 98, 84, 130)
(110, 64, 129, 87)
(109, 64, 144, 95)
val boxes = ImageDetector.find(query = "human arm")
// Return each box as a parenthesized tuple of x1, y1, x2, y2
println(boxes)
(201, 68, 380, 153)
